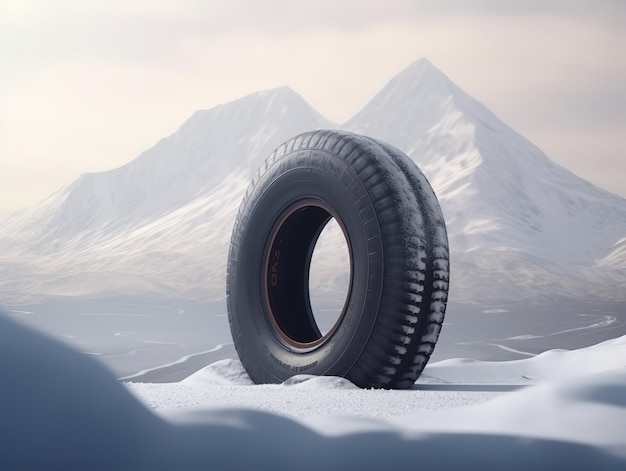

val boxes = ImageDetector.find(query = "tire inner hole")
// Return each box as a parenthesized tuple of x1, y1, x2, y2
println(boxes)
(266, 205, 352, 347)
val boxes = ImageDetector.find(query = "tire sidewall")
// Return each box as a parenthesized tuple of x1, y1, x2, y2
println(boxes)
(228, 149, 384, 383)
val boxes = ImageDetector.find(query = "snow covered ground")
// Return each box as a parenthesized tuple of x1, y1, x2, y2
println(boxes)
(2, 309, 625, 470)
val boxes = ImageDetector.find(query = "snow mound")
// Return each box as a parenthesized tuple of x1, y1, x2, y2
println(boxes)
(282, 374, 359, 390)
(181, 358, 254, 386)
(179, 334, 626, 390)
(179, 361, 358, 389)
(422, 335, 626, 383)
(388, 370, 626, 449)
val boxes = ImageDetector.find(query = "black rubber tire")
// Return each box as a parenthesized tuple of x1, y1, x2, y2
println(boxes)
(226, 130, 449, 389)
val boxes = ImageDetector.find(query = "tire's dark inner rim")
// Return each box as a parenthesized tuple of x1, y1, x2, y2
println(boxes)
(264, 202, 353, 350)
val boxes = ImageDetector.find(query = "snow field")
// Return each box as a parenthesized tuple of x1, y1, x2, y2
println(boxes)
(2, 310, 626, 469)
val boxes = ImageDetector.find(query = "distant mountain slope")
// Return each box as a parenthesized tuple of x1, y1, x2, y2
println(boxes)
(0, 87, 334, 253)
(1, 59, 624, 303)
(345, 59, 626, 300)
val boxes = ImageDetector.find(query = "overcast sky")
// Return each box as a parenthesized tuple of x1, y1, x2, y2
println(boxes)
(1, 0, 625, 222)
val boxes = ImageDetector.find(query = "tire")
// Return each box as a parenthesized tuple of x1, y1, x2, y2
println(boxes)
(226, 130, 449, 389)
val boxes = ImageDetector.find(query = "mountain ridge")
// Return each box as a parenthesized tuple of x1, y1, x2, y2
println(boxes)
(0, 86, 334, 253)
(1, 58, 624, 303)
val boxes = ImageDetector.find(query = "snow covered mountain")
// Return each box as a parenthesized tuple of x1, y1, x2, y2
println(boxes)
(0, 86, 333, 252)
(0, 87, 335, 301)
(1, 58, 624, 303)
(344, 59, 626, 300)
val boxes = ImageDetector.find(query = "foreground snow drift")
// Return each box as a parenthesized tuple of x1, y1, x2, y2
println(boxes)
(2, 311, 625, 470)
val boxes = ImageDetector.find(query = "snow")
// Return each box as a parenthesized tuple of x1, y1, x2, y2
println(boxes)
(2, 309, 626, 469)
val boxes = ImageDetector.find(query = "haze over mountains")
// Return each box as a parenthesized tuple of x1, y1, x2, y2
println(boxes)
(1, 58, 624, 303)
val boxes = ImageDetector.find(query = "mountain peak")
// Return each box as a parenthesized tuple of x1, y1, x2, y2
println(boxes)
(358, 57, 456, 106)
(229, 85, 302, 107)
(399, 57, 448, 80)
(344, 57, 471, 150)
(186, 86, 299, 119)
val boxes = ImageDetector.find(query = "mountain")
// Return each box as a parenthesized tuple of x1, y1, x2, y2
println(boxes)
(1, 59, 624, 303)
(344, 58, 626, 300)
(0, 87, 333, 252)
(0, 87, 335, 301)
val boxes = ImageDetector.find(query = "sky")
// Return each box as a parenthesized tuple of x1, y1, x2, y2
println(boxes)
(1, 0, 625, 222)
